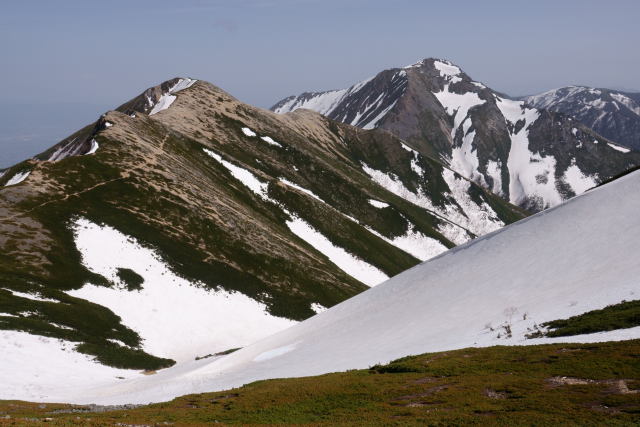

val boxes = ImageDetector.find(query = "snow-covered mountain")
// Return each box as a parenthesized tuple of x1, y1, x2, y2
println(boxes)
(0, 77, 524, 385)
(523, 86, 640, 151)
(8, 166, 639, 405)
(273, 58, 640, 211)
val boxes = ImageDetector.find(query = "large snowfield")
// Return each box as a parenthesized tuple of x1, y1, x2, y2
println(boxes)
(3, 168, 639, 404)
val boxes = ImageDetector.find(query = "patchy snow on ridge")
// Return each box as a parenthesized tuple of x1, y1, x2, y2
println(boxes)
(496, 97, 563, 209)
(441, 169, 503, 237)
(607, 143, 631, 153)
(368, 199, 389, 209)
(5, 289, 57, 303)
(279, 178, 323, 203)
(260, 136, 283, 148)
(241, 127, 257, 137)
(286, 216, 388, 287)
(4, 170, 31, 186)
(365, 225, 447, 262)
(204, 148, 269, 200)
(310, 303, 328, 314)
(562, 162, 597, 194)
(203, 149, 384, 287)
(149, 78, 197, 115)
(433, 60, 462, 84)
(85, 139, 99, 155)
(433, 85, 485, 136)
(360, 163, 471, 245)
(67, 218, 296, 362)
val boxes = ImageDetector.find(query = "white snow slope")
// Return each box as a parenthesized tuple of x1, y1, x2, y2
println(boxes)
(12, 169, 639, 405)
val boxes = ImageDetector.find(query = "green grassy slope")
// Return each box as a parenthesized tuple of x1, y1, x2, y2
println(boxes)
(1, 340, 638, 425)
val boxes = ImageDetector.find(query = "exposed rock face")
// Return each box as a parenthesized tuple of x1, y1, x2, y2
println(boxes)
(523, 86, 640, 151)
(273, 58, 640, 212)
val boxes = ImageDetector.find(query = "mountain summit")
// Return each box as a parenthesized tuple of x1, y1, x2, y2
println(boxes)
(273, 58, 640, 211)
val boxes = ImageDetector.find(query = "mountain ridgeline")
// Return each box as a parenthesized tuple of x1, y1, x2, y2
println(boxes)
(523, 86, 640, 151)
(273, 58, 640, 212)
(0, 77, 525, 374)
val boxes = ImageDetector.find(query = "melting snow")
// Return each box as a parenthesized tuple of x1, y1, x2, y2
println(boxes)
(260, 136, 283, 148)
(368, 199, 389, 209)
(241, 127, 257, 137)
(148, 78, 197, 115)
(5, 289, 57, 303)
(0, 330, 137, 402)
(607, 143, 631, 153)
(286, 216, 388, 287)
(4, 170, 31, 186)
(47, 167, 640, 406)
(279, 178, 323, 203)
(563, 162, 597, 194)
(203, 149, 385, 287)
(86, 139, 99, 155)
(68, 218, 296, 362)
(365, 225, 447, 262)
(310, 303, 327, 314)
(496, 97, 564, 209)
(204, 148, 269, 200)
(433, 85, 485, 135)
(433, 60, 462, 84)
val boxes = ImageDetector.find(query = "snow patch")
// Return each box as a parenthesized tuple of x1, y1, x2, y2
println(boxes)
(368, 199, 389, 209)
(148, 78, 197, 115)
(286, 216, 388, 287)
(433, 86, 485, 136)
(365, 225, 447, 262)
(496, 97, 564, 209)
(563, 162, 597, 194)
(260, 136, 283, 148)
(607, 143, 630, 153)
(241, 127, 257, 137)
(5, 289, 57, 303)
(310, 303, 327, 314)
(68, 218, 296, 362)
(203, 148, 269, 200)
(4, 170, 31, 186)
(86, 139, 99, 155)
(279, 178, 323, 203)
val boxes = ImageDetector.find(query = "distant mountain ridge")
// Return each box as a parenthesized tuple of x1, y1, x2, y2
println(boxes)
(522, 86, 640, 151)
(273, 58, 640, 212)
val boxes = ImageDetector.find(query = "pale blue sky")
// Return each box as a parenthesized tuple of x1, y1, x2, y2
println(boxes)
(1, 0, 638, 167)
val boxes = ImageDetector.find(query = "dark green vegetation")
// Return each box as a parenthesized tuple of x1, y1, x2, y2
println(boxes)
(2, 341, 639, 425)
(0, 80, 526, 370)
(528, 300, 640, 338)
(116, 268, 144, 291)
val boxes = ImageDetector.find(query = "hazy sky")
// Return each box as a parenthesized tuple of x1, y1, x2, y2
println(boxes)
(1, 0, 639, 167)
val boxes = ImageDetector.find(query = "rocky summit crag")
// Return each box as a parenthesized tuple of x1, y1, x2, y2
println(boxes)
(273, 58, 640, 212)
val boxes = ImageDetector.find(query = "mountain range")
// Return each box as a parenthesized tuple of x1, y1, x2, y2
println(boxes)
(522, 86, 640, 151)
(273, 58, 640, 212)
(0, 76, 524, 384)
(1, 58, 638, 408)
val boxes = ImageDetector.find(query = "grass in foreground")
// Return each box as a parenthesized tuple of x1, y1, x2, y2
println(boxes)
(1, 340, 639, 426)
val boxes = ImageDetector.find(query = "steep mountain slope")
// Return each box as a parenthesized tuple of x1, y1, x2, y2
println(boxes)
(273, 58, 640, 211)
(523, 86, 640, 151)
(0, 78, 524, 390)
(17, 163, 640, 405)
